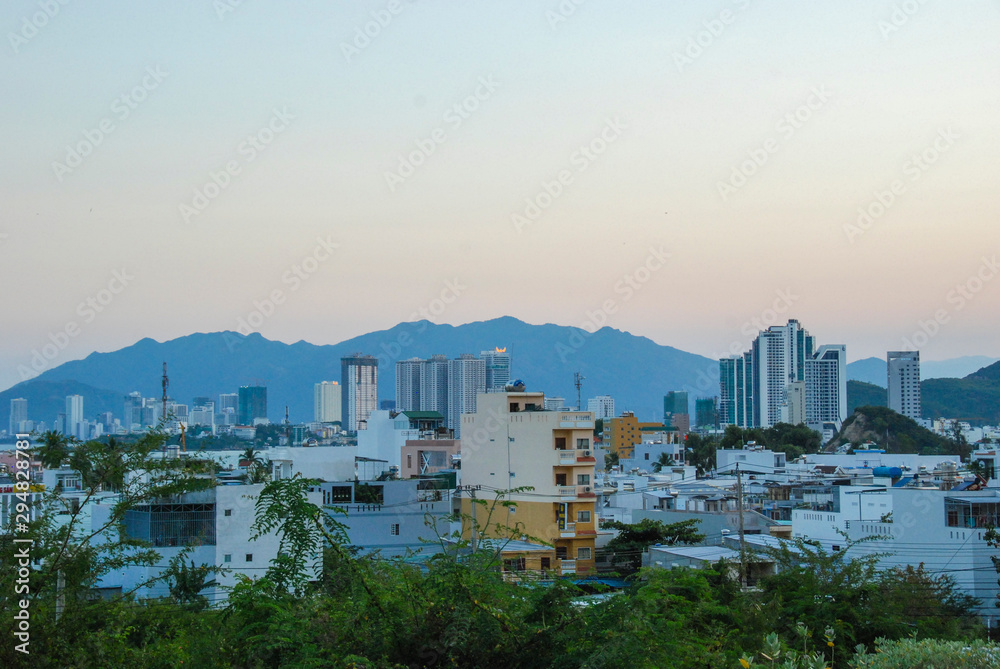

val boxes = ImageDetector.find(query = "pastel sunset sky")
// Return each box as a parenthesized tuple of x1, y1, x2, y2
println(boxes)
(2, 0, 998, 391)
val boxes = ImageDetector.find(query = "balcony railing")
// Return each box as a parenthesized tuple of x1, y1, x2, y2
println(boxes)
(560, 522, 576, 538)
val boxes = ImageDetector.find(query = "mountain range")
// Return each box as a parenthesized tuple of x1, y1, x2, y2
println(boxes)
(0, 317, 717, 429)
(847, 355, 1000, 387)
(4, 317, 998, 433)
(845, 360, 1000, 425)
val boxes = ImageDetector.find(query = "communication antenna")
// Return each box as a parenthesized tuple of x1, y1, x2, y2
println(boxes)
(574, 372, 585, 410)
(161, 362, 169, 422)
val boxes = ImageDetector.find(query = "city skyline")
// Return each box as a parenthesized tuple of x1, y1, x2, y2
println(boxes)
(2, 1, 999, 393)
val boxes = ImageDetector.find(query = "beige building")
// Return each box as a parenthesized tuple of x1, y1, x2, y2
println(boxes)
(401, 438, 460, 479)
(460, 391, 597, 575)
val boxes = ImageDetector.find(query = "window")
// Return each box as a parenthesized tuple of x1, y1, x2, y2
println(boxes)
(503, 557, 526, 572)
(245, 554, 253, 562)
(407, 454, 412, 469)
(644, 453, 649, 460)
(541, 557, 551, 570)
(577, 438, 589, 449)
(555, 546, 568, 560)
(577, 510, 591, 523)
(555, 473, 567, 486)
(224, 509, 232, 517)
(577, 547, 592, 560)
(577, 474, 590, 486)
(555, 437, 567, 450)
(390, 523, 400, 536)
(223, 554, 232, 563)
(329, 486, 352, 503)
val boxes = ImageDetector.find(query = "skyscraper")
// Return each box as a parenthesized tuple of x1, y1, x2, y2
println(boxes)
(587, 395, 615, 420)
(238, 385, 267, 425)
(480, 347, 511, 392)
(887, 351, 921, 421)
(447, 354, 486, 436)
(751, 320, 814, 428)
(218, 393, 238, 414)
(719, 352, 753, 428)
(66, 395, 84, 439)
(419, 355, 449, 418)
(9, 398, 27, 435)
(804, 345, 847, 426)
(720, 320, 844, 432)
(663, 391, 689, 433)
(123, 392, 143, 432)
(314, 381, 342, 423)
(395, 359, 423, 412)
(694, 397, 717, 429)
(341, 354, 378, 432)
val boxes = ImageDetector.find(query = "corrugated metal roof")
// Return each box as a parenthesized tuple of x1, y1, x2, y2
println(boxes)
(649, 545, 739, 562)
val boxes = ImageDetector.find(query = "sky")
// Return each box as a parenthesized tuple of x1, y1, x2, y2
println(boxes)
(1, 0, 999, 393)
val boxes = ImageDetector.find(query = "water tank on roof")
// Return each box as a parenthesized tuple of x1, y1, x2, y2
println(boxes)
(872, 466, 902, 479)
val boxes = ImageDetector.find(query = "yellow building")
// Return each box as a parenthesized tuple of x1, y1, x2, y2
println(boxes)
(460, 391, 597, 576)
(603, 411, 663, 460)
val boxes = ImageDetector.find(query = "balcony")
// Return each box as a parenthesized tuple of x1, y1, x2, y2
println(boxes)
(560, 522, 576, 538)
(557, 449, 596, 465)
(560, 559, 577, 575)
(558, 485, 596, 499)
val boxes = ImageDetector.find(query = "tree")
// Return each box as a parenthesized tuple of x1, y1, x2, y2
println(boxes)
(685, 433, 718, 476)
(652, 452, 674, 472)
(240, 446, 270, 484)
(0, 430, 216, 666)
(602, 518, 705, 575)
(165, 554, 218, 611)
(36, 430, 72, 469)
(604, 450, 619, 471)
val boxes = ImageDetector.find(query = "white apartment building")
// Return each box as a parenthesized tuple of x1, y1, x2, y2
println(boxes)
(313, 381, 342, 424)
(587, 395, 615, 420)
(887, 351, 921, 421)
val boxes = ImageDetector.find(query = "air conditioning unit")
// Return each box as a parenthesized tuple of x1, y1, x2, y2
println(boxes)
(584, 486, 592, 493)
(583, 450, 591, 457)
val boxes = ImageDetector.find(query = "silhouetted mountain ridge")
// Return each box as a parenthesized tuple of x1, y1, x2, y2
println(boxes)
(1, 317, 717, 429)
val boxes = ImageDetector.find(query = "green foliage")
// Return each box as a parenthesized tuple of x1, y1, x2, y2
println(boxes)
(716, 423, 821, 463)
(923, 373, 1000, 425)
(602, 518, 705, 575)
(830, 406, 963, 457)
(241, 446, 271, 484)
(847, 380, 888, 414)
(849, 638, 1000, 668)
(686, 432, 718, 475)
(165, 554, 218, 611)
(604, 449, 619, 471)
(4, 441, 991, 668)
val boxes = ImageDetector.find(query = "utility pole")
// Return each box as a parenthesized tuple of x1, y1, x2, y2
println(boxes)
(736, 464, 747, 589)
(459, 485, 483, 552)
